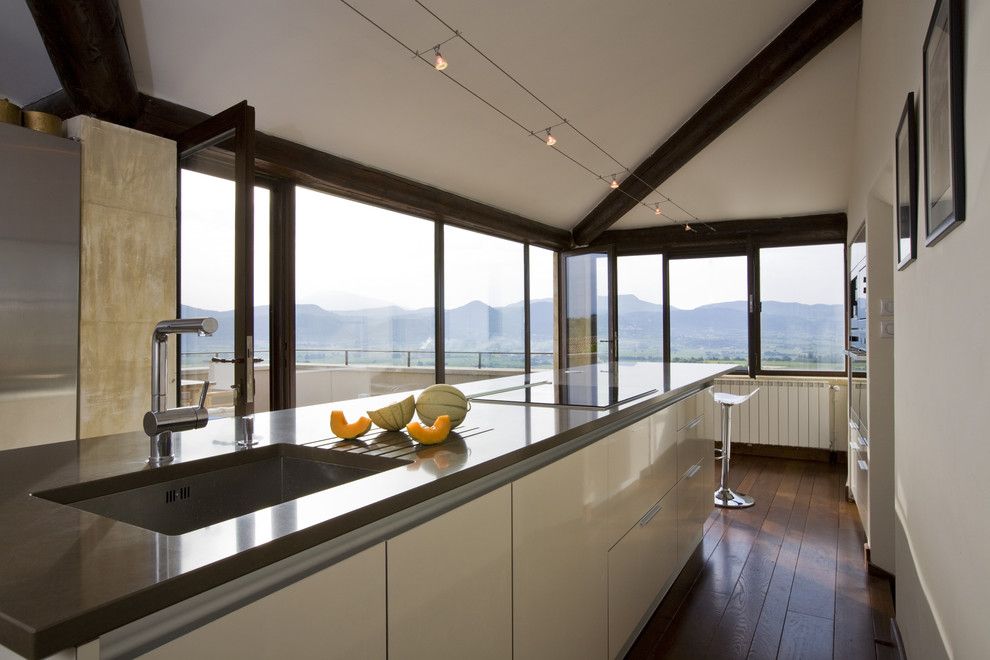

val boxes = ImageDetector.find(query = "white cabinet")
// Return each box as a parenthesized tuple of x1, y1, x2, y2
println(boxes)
(513, 441, 608, 660)
(139, 544, 387, 660)
(606, 418, 655, 546)
(386, 486, 512, 660)
(649, 405, 678, 498)
(607, 489, 677, 659)
(676, 447, 713, 567)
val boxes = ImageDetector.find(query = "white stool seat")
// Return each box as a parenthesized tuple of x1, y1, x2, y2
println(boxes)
(713, 391, 758, 407)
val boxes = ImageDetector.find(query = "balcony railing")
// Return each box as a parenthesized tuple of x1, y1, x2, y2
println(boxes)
(181, 349, 554, 370)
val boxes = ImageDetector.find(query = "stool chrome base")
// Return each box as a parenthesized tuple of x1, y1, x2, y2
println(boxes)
(714, 486, 755, 509)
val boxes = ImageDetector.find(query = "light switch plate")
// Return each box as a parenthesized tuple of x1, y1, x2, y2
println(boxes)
(879, 298, 894, 315)
(880, 320, 894, 337)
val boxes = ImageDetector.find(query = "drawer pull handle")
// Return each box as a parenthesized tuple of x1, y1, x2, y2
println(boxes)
(638, 501, 664, 527)
(685, 464, 702, 479)
(685, 415, 704, 431)
(857, 460, 869, 472)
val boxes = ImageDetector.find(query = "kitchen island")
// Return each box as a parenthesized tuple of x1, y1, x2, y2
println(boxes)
(0, 362, 734, 659)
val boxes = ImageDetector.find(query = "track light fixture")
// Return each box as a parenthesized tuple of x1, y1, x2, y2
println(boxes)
(545, 129, 556, 147)
(609, 175, 620, 189)
(655, 204, 662, 216)
(434, 47, 448, 70)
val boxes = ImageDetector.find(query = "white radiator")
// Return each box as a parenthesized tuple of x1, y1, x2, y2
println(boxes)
(701, 377, 846, 450)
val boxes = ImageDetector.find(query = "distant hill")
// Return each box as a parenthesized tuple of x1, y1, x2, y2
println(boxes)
(180, 295, 842, 366)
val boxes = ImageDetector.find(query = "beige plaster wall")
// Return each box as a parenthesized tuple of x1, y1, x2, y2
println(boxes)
(846, 0, 990, 656)
(65, 117, 177, 439)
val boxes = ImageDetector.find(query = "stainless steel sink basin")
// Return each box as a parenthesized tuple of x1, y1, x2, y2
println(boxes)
(34, 444, 409, 535)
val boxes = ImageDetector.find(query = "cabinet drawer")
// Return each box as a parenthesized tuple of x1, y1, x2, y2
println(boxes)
(607, 491, 677, 659)
(675, 412, 705, 480)
(676, 460, 706, 565)
(607, 418, 656, 546)
(649, 405, 677, 498)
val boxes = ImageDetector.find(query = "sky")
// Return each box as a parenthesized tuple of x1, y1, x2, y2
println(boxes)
(181, 170, 841, 313)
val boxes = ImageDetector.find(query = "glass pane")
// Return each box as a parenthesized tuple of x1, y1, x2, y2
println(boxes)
(759, 244, 844, 371)
(564, 252, 610, 367)
(617, 254, 662, 363)
(444, 226, 525, 381)
(529, 246, 555, 371)
(178, 169, 270, 416)
(294, 187, 435, 404)
(668, 256, 748, 367)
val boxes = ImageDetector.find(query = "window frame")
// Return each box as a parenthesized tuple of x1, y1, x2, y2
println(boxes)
(611, 236, 847, 378)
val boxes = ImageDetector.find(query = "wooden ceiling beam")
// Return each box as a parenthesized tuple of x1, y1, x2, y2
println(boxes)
(25, 0, 142, 125)
(136, 96, 572, 250)
(571, 0, 862, 246)
(590, 212, 847, 253)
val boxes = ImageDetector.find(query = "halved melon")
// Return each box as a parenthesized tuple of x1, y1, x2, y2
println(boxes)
(367, 395, 415, 431)
(330, 410, 372, 440)
(407, 415, 451, 445)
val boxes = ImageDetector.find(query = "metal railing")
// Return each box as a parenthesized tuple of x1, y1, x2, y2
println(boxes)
(181, 349, 554, 370)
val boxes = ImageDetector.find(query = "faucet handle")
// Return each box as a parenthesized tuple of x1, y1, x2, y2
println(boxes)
(197, 380, 210, 409)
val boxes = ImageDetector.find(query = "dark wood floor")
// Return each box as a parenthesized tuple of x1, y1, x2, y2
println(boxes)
(627, 455, 896, 660)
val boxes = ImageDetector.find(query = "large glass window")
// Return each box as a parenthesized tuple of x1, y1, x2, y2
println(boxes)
(294, 187, 435, 404)
(759, 244, 844, 371)
(178, 169, 270, 414)
(564, 251, 610, 367)
(444, 227, 525, 380)
(668, 255, 748, 367)
(617, 254, 663, 363)
(528, 246, 555, 370)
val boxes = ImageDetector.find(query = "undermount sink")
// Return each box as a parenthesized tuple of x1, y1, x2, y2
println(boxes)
(34, 444, 409, 535)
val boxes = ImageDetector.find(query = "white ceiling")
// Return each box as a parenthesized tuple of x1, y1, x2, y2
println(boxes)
(0, 0, 61, 106)
(615, 22, 862, 228)
(118, 0, 858, 231)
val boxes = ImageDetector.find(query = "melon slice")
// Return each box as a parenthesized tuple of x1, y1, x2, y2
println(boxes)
(367, 395, 415, 431)
(330, 410, 372, 440)
(415, 384, 471, 428)
(407, 415, 451, 445)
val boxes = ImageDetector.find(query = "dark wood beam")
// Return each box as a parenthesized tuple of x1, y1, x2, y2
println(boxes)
(136, 95, 571, 250)
(591, 213, 847, 254)
(571, 0, 862, 246)
(25, 0, 142, 125)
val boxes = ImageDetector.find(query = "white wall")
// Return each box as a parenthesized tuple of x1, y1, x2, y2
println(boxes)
(847, 1, 990, 657)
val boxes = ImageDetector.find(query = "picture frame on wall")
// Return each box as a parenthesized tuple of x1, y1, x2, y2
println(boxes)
(922, 0, 965, 246)
(895, 93, 918, 270)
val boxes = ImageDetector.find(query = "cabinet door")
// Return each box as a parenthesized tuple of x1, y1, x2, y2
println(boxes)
(606, 418, 654, 546)
(607, 490, 677, 659)
(514, 442, 608, 660)
(676, 412, 705, 480)
(139, 544, 386, 660)
(387, 486, 511, 660)
(649, 406, 677, 498)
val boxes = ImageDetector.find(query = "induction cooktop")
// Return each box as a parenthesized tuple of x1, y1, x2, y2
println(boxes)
(469, 367, 657, 409)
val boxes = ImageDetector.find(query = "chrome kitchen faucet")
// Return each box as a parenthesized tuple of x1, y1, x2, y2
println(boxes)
(144, 318, 218, 465)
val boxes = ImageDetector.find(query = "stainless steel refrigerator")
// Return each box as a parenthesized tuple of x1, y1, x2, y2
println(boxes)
(0, 121, 80, 448)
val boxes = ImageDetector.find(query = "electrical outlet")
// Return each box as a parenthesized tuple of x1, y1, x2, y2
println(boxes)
(880, 320, 894, 337)
(879, 298, 894, 315)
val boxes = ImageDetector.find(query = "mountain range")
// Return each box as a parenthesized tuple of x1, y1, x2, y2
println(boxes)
(180, 295, 843, 367)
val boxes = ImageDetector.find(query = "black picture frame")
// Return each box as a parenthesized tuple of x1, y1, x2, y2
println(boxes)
(922, 0, 965, 246)
(895, 93, 918, 270)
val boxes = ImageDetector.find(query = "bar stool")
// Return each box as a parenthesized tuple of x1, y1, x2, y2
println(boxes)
(713, 388, 760, 509)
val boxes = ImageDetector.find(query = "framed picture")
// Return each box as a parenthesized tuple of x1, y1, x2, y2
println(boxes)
(895, 93, 918, 270)
(922, 0, 965, 246)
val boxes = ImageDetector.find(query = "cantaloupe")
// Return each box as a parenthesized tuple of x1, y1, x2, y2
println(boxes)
(330, 410, 372, 440)
(415, 384, 470, 428)
(367, 395, 415, 431)
(407, 415, 451, 445)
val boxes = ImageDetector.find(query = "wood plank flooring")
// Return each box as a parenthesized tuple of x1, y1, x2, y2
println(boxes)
(627, 455, 895, 660)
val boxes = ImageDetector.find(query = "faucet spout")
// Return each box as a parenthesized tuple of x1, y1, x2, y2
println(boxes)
(147, 318, 218, 465)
